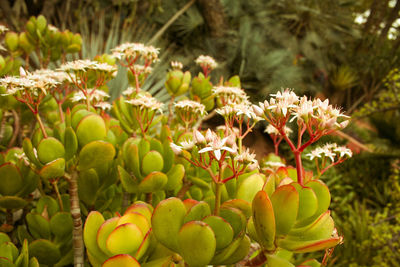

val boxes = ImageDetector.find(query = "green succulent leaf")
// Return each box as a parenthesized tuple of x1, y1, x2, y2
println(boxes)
(271, 184, 299, 236)
(252, 190, 276, 250)
(76, 114, 107, 146)
(26, 213, 51, 240)
(141, 150, 164, 176)
(39, 158, 65, 179)
(236, 173, 265, 203)
(28, 239, 61, 266)
(78, 141, 115, 171)
(138, 172, 168, 193)
(152, 197, 186, 252)
(0, 163, 23, 196)
(83, 211, 108, 265)
(37, 137, 65, 164)
(178, 221, 216, 267)
(202, 215, 234, 250)
(102, 254, 140, 267)
(184, 201, 211, 223)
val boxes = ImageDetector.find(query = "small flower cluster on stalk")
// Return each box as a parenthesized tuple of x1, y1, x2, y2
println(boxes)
(112, 43, 160, 94)
(195, 55, 217, 77)
(59, 59, 116, 110)
(306, 143, 352, 178)
(174, 100, 206, 130)
(252, 89, 350, 185)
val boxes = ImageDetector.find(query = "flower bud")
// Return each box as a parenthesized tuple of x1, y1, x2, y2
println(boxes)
(193, 130, 206, 144)
(252, 105, 264, 117)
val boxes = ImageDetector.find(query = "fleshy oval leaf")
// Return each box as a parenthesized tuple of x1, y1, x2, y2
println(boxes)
(178, 221, 216, 267)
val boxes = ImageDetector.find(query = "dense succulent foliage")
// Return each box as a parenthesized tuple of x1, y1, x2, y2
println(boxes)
(0, 15, 358, 267)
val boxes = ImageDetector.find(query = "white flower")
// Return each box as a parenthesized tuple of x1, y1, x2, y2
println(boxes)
(171, 61, 183, 70)
(268, 89, 299, 117)
(334, 146, 352, 158)
(170, 143, 183, 155)
(264, 161, 285, 168)
(180, 139, 195, 150)
(33, 69, 70, 83)
(193, 130, 206, 144)
(264, 124, 292, 136)
(0, 25, 9, 34)
(216, 105, 235, 117)
(198, 134, 237, 160)
(313, 98, 350, 130)
(252, 104, 264, 117)
(213, 85, 249, 104)
(195, 55, 217, 70)
(125, 94, 163, 113)
(216, 125, 239, 136)
(122, 87, 137, 96)
(112, 43, 160, 62)
(71, 89, 109, 102)
(94, 102, 112, 111)
(133, 64, 153, 75)
(306, 143, 339, 162)
(48, 25, 59, 32)
(59, 59, 116, 74)
(235, 148, 257, 164)
(0, 71, 59, 96)
(235, 102, 263, 121)
(174, 100, 206, 116)
(205, 129, 217, 143)
(291, 96, 316, 122)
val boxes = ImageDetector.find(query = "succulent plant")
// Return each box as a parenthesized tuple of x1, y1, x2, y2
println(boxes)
(151, 197, 250, 266)
(0, 148, 39, 214)
(0, 233, 39, 267)
(165, 68, 191, 97)
(118, 135, 185, 204)
(16, 196, 74, 266)
(83, 202, 153, 266)
(190, 73, 214, 111)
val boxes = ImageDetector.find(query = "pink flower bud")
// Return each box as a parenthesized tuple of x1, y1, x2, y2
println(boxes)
(193, 130, 206, 144)
(252, 105, 264, 117)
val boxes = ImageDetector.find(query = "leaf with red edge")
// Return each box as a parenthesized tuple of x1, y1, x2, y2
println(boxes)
(252, 191, 275, 250)
(102, 254, 140, 267)
(279, 237, 341, 253)
(271, 184, 299, 235)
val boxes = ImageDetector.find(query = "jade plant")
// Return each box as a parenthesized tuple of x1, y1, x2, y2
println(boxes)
(0, 16, 353, 267)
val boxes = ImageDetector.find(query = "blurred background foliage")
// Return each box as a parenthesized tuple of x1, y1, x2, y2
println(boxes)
(2, 0, 400, 265)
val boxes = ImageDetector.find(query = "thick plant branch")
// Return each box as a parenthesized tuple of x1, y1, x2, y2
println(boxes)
(66, 171, 84, 267)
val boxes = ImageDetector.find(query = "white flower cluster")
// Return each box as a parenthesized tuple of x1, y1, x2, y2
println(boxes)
(306, 143, 352, 162)
(216, 102, 262, 121)
(174, 100, 206, 116)
(170, 129, 237, 161)
(125, 94, 163, 113)
(0, 71, 59, 96)
(59, 59, 117, 74)
(71, 89, 110, 103)
(213, 85, 249, 105)
(112, 43, 160, 63)
(234, 148, 258, 165)
(253, 89, 350, 131)
(133, 64, 153, 75)
(195, 55, 217, 70)
(33, 69, 71, 83)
